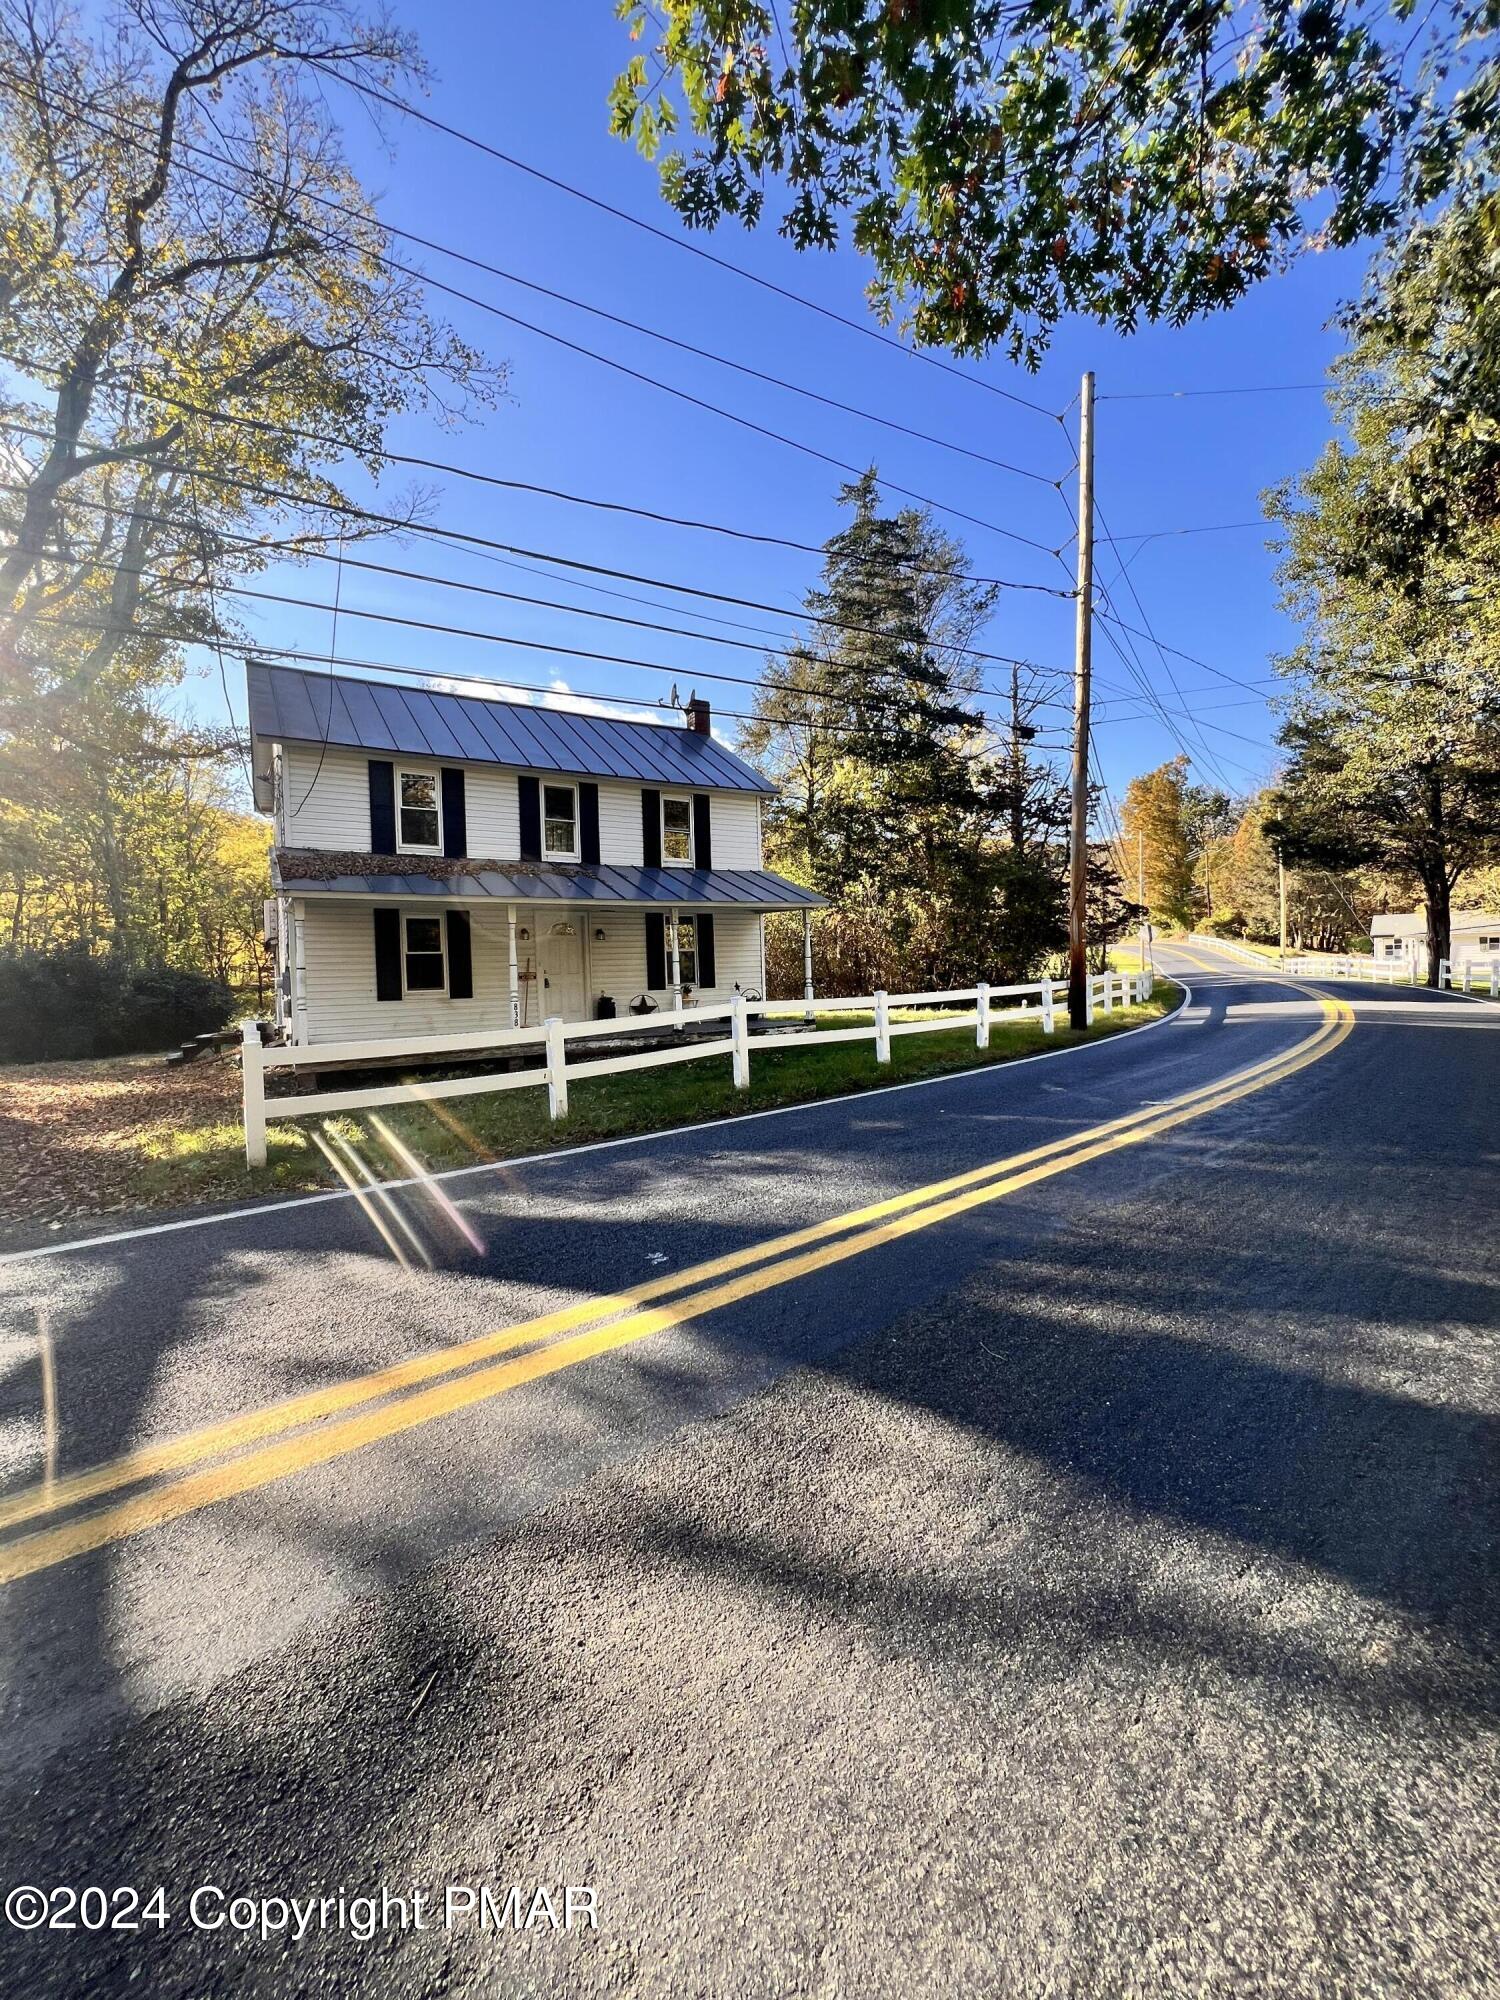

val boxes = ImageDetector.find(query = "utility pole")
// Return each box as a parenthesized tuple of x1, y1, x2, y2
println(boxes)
(1278, 846, 1288, 966)
(1067, 370, 1096, 1030)
(1008, 662, 1038, 853)
(1138, 829, 1152, 980)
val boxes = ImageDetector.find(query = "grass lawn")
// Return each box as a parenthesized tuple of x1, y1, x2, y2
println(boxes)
(0, 982, 1178, 1239)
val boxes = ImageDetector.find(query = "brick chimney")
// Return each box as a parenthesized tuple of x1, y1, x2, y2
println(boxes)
(686, 695, 711, 736)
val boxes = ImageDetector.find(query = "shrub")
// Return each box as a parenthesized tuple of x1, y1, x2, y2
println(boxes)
(0, 948, 234, 1062)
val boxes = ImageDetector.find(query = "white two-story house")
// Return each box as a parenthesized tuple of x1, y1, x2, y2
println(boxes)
(248, 661, 823, 1046)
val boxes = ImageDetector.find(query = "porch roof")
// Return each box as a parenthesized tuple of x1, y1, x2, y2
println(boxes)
(273, 854, 824, 910)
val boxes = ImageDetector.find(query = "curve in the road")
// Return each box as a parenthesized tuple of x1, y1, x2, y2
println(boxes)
(0, 985, 1352, 1588)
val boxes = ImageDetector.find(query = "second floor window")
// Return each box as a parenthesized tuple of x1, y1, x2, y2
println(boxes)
(661, 795, 693, 864)
(398, 770, 441, 853)
(544, 782, 578, 858)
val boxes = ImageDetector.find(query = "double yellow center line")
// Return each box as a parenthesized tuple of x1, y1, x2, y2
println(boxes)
(0, 990, 1352, 1585)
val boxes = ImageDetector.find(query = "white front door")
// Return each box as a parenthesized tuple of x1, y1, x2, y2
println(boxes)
(536, 922, 587, 1021)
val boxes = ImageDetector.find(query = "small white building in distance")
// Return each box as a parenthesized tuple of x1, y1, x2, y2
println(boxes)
(1371, 908, 1500, 978)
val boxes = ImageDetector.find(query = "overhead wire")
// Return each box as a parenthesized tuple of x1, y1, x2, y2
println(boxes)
(0, 404, 1072, 600)
(0, 68, 1071, 562)
(0, 456, 1077, 680)
(16, 613, 1075, 760)
(304, 62, 1066, 424)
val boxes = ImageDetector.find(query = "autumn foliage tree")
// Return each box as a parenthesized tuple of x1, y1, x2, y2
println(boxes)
(0, 0, 500, 977)
(610, 0, 1497, 362)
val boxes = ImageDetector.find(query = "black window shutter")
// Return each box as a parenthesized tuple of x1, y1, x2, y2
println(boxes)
(692, 793, 713, 871)
(373, 907, 402, 1000)
(446, 910, 473, 999)
(368, 760, 396, 853)
(641, 788, 661, 867)
(579, 782, 601, 866)
(645, 912, 666, 989)
(518, 774, 542, 860)
(441, 769, 467, 858)
(696, 912, 716, 988)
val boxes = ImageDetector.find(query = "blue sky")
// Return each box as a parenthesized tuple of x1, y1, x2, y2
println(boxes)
(188, 0, 1370, 813)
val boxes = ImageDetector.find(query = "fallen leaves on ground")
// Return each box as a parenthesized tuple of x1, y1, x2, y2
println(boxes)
(0, 1054, 246, 1235)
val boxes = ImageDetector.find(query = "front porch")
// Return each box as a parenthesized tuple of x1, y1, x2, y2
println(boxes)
(276, 892, 811, 1047)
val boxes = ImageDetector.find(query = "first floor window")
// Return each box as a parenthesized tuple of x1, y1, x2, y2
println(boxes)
(399, 769, 441, 851)
(544, 783, 578, 857)
(673, 915, 697, 986)
(404, 915, 446, 992)
(1479, 935, 1500, 953)
(661, 795, 693, 864)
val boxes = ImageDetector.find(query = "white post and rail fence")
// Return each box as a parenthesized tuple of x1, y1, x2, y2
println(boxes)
(241, 969, 1151, 1166)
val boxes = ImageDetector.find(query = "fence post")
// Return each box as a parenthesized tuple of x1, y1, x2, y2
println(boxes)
(874, 989, 891, 1064)
(1461, 961, 1471, 993)
(241, 1019, 267, 1169)
(1084, 975, 1095, 1027)
(1101, 969, 1115, 1012)
(975, 981, 990, 1049)
(730, 992, 751, 1089)
(1438, 958, 1449, 990)
(1040, 979, 1055, 1035)
(545, 1015, 568, 1119)
(1491, 964, 1498, 1000)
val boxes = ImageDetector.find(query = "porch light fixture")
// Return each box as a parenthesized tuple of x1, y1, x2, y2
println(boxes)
(594, 927, 606, 941)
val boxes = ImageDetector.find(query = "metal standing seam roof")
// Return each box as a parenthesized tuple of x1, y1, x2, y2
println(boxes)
(275, 863, 824, 909)
(246, 660, 777, 794)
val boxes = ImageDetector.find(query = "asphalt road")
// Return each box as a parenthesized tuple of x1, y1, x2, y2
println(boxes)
(0, 944, 1495, 1997)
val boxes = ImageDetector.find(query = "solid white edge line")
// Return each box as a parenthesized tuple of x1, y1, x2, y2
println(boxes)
(0, 983, 1194, 1267)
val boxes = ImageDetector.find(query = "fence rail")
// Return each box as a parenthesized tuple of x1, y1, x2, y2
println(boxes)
(241, 969, 1152, 1165)
(1184, 934, 1280, 967)
(1283, 955, 1418, 984)
(1439, 958, 1500, 997)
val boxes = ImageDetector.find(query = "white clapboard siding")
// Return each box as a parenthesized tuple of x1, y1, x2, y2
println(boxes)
(279, 746, 760, 871)
(584, 908, 763, 1016)
(597, 780, 644, 866)
(708, 793, 762, 868)
(636, 909, 763, 1011)
(298, 900, 516, 1043)
(280, 744, 375, 850)
(589, 914, 648, 1010)
(281, 745, 521, 856)
(297, 901, 766, 1041)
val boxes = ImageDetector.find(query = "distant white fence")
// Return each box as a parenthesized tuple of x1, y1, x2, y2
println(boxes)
(1283, 954, 1422, 984)
(1184, 934, 1278, 967)
(1439, 958, 1500, 997)
(241, 970, 1151, 1166)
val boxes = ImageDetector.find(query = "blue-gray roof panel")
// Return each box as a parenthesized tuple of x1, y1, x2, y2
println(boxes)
(247, 661, 774, 792)
(278, 862, 822, 909)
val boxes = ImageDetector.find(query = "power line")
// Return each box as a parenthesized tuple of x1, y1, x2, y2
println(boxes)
(0, 404, 1071, 601)
(0, 453, 1075, 681)
(17, 615, 1073, 758)
(306, 63, 1066, 425)
(1095, 520, 1267, 545)
(1095, 619, 1266, 779)
(1097, 384, 1329, 401)
(1093, 607, 1277, 696)
(14, 564, 1081, 741)
(17, 502, 1252, 744)
(1093, 497, 1237, 792)
(0, 69, 1070, 562)
(13, 502, 1087, 714)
